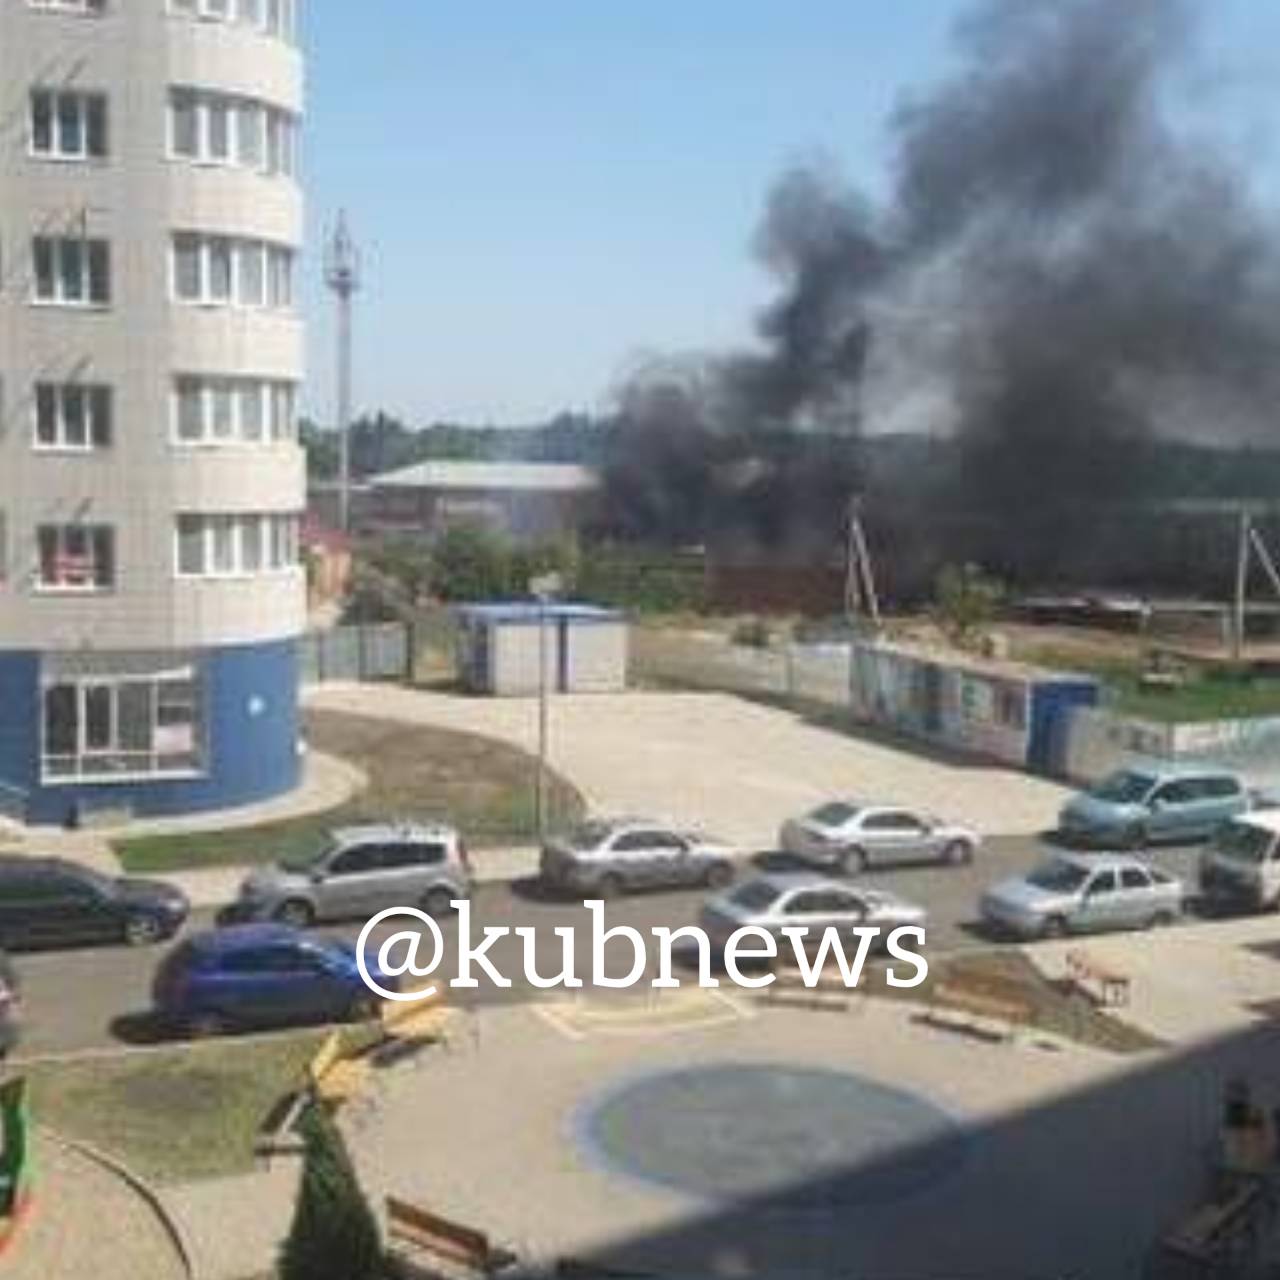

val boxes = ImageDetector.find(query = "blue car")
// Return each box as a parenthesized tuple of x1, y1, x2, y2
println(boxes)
(152, 924, 394, 1035)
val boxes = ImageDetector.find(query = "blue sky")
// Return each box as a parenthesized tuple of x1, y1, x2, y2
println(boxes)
(301, 1, 1280, 428)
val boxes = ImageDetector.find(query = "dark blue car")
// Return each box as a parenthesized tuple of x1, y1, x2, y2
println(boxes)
(152, 924, 393, 1035)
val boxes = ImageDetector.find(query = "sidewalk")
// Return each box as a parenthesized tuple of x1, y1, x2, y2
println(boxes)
(1025, 916, 1280, 1046)
(9, 1133, 189, 1280)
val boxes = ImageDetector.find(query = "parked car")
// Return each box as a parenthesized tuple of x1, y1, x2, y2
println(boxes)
(152, 924, 395, 1035)
(699, 873, 927, 948)
(230, 824, 471, 927)
(0, 856, 189, 950)
(1058, 766, 1248, 848)
(539, 818, 738, 897)
(1199, 812, 1280, 912)
(779, 802, 979, 872)
(981, 852, 1185, 939)
(0, 952, 20, 1059)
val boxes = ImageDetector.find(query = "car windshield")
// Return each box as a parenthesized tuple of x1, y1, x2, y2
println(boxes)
(1026, 861, 1091, 892)
(1088, 770, 1156, 804)
(281, 841, 337, 874)
(1214, 823, 1275, 864)
(564, 821, 615, 850)
(729, 881, 784, 911)
(810, 802, 858, 826)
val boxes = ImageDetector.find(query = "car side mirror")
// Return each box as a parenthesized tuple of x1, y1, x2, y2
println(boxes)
(309, 870, 326, 885)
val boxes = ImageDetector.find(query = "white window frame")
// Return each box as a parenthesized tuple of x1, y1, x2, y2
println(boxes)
(28, 0, 106, 15)
(32, 236, 111, 307)
(29, 89, 108, 161)
(40, 668, 205, 784)
(35, 524, 115, 593)
(170, 234, 294, 310)
(174, 513, 302, 578)
(33, 383, 113, 451)
(172, 377, 297, 446)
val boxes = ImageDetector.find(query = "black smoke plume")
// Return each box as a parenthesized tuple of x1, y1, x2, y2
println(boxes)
(607, 0, 1280, 586)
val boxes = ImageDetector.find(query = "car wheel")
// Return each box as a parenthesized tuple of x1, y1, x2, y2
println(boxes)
(836, 846, 868, 875)
(1042, 914, 1070, 940)
(1149, 910, 1176, 929)
(273, 899, 315, 929)
(346, 993, 379, 1023)
(704, 862, 734, 891)
(597, 872, 625, 899)
(1124, 823, 1149, 851)
(187, 1010, 226, 1039)
(123, 913, 163, 947)
(942, 839, 973, 867)
(423, 887, 454, 918)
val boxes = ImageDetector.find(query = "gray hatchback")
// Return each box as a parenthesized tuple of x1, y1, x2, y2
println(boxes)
(232, 823, 472, 926)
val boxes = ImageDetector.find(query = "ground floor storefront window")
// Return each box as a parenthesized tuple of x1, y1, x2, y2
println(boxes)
(42, 664, 204, 781)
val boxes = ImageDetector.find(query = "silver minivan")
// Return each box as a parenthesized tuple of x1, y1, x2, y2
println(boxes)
(1199, 813, 1280, 912)
(1058, 766, 1248, 848)
(232, 823, 472, 926)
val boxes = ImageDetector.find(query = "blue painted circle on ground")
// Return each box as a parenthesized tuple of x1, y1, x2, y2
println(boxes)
(579, 1064, 972, 1209)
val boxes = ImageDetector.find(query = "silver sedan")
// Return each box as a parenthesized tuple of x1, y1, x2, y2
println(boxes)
(699, 873, 927, 949)
(779, 802, 980, 873)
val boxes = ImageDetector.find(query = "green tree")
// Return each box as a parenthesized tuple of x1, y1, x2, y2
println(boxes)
(279, 1105, 385, 1280)
(933, 562, 1003, 649)
(429, 523, 514, 602)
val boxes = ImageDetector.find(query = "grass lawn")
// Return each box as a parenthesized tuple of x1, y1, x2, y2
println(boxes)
(1020, 645, 1280, 724)
(114, 707, 585, 874)
(23, 1033, 328, 1183)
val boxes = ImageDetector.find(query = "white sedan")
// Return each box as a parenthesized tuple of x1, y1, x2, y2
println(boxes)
(778, 802, 979, 873)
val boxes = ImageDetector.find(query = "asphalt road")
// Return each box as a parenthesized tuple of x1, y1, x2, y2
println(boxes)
(9, 835, 1210, 1059)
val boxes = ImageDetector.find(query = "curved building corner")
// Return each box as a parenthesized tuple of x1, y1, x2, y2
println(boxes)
(0, 0, 307, 827)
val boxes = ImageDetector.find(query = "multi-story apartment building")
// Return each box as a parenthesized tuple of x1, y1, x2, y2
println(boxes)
(0, 0, 306, 825)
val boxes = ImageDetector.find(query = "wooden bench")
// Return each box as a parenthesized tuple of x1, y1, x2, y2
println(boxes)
(1159, 1181, 1266, 1268)
(385, 1195, 515, 1277)
(380, 987, 461, 1057)
(1066, 949, 1131, 1007)
(925, 983, 1031, 1041)
(308, 1030, 370, 1108)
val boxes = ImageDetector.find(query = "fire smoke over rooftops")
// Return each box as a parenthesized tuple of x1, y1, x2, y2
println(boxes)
(609, 0, 1280, 567)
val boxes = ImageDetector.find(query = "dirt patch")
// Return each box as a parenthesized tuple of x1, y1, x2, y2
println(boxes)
(864, 949, 1162, 1054)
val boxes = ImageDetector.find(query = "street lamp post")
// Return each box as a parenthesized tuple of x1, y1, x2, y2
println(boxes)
(530, 573, 563, 840)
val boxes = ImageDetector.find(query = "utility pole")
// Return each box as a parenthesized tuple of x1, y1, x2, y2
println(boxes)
(845, 495, 882, 636)
(530, 573, 563, 840)
(1233, 507, 1251, 663)
(324, 213, 361, 533)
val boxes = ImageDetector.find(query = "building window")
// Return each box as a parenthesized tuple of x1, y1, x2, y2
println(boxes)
(171, 234, 293, 310)
(42, 669, 203, 781)
(175, 513, 300, 577)
(27, 0, 106, 14)
(173, 377, 296, 445)
(169, 89, 297, 177)
(35, 524, 115, 592)
(30, 90, 108, 160)
(34, 383, 112, 450)
(32, 237, 110, 306)
(167, 0, 296, 44)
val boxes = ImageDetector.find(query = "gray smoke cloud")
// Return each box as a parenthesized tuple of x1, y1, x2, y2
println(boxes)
(610, 0, 1280, 557)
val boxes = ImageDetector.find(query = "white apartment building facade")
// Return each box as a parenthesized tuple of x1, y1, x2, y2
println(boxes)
(0, 0, 307, 824)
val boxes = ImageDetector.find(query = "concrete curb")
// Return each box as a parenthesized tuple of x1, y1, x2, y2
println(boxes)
(42, 1128, 196, 1280)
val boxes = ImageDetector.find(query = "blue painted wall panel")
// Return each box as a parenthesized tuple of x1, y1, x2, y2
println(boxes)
(1027, 678, 1100, 776)
(0, 640, 301, 825)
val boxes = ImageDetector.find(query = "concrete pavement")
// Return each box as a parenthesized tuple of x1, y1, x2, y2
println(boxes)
(306, 685, 1071, 842)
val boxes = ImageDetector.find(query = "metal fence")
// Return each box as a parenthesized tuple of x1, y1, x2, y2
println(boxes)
(630, 628, 852, 713)
(299, 623, 411, 685)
